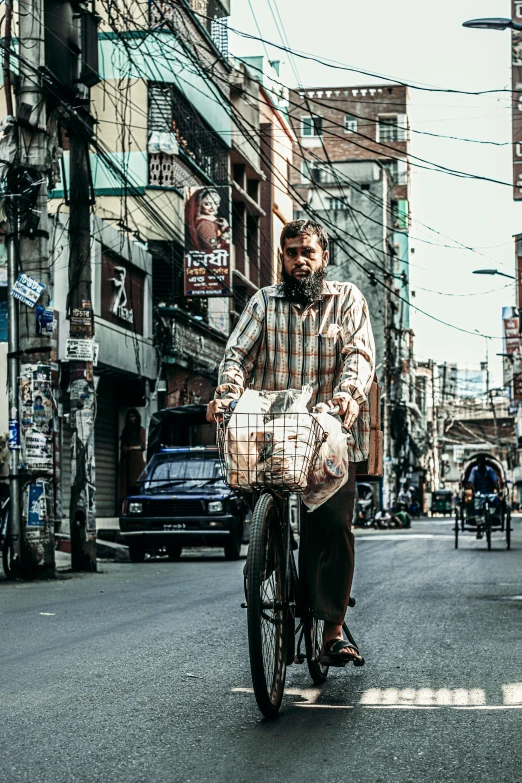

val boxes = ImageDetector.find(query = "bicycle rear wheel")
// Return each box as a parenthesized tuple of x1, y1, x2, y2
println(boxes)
(2, 537, 13, 580)
(304, 614, 329, 684)
(246, 492, 288, 719)
(485, 510, 492, 551)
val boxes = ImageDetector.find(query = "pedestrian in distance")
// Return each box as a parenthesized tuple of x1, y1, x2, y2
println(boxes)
(207, 219, 375, 666)
(119, 408, 146, 501)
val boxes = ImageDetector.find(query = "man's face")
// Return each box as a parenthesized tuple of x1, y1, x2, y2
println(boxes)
(281, 234, 328, 280)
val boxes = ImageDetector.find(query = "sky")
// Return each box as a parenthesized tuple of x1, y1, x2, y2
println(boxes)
(229, 0, 520, 389)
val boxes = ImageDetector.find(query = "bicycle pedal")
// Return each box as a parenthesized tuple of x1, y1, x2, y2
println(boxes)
(240, 602, 247, 608)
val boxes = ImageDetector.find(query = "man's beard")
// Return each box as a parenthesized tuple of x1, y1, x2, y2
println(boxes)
(280, 267, 327, 305)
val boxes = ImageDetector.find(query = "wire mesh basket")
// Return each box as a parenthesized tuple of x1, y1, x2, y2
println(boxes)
(216, 411, 326, 493)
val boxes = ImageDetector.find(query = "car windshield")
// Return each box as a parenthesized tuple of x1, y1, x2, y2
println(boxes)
(143, 454, 224, 492)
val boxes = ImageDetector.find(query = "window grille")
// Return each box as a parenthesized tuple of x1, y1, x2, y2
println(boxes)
(148, 82, 228, 186)
(301, 115, 323, 137)
(344, 114, 357, 133)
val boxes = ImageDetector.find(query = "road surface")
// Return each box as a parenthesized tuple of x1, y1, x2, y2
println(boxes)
(1, 517, 521, 782)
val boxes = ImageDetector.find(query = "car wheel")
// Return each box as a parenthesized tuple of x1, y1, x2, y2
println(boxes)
(128, 542, 146, 563)
(224, 523, 242, 561)
(167, 543, 183, 561)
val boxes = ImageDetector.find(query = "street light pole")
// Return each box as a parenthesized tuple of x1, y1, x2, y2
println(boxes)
(473, 268, 517, 280)
(463, 17, 522, 31)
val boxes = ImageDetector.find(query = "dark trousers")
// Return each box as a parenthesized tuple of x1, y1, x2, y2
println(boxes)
(299, 463, 356, 625)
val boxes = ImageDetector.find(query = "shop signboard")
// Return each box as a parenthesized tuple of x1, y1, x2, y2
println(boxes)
(503, 305, 522, 399)
(70, 301, 93, 338)
(11, 273, 45, 307)
(171, 318, 224, 373)
(66, 338, 95, 362)
(184, 186, 231, 297)
(513, 1, 522, 199)
(101, 251, 144, 334)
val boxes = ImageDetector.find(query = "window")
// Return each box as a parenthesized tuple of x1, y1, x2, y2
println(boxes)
(301, 159, 313, 182)
(326, 197, 345, 211)
(344, 114, 357, 133)
(383, 159, 407, 185)
(301, 115, 323, 137)
(329, 239, 338, 265)
(378, 114, 407, 143)
(301, 160, 336, 184)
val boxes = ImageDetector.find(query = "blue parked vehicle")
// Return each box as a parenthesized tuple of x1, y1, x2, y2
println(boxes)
(119, 405, 251, 563)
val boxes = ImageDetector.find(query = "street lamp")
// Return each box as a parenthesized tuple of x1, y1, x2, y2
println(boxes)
(462, 17, 522, 31)
(473, 268, 517, 280)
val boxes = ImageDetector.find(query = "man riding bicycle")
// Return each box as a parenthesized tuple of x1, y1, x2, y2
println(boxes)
(207, 219, 375, 665)
(469, 454, 499, 540)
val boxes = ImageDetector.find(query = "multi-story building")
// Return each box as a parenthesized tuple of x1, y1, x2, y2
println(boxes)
(49, 5, 292, 530)
(288, 83, 418, 505)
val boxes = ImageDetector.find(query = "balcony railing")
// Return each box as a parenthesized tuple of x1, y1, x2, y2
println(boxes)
(150, 0, 229, 58)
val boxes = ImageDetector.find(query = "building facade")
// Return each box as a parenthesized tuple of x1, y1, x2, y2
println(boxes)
(288, 83, 420, 505)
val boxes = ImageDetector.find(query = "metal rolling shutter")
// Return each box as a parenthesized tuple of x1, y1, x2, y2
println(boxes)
(94, 380, 119, 518)
(61, 417, 72, 524)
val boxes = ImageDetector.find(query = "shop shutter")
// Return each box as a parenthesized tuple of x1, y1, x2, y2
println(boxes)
(94, 380, 119, 518)
(61, 415, 72, 524)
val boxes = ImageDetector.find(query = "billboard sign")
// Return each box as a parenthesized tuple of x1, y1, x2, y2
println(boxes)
(503, 305, 522, 398)
(513, 1, 522, 199)
(184, 186, 231, 297)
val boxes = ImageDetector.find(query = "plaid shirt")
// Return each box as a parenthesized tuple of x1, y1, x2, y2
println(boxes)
(215, 280, 375, 462)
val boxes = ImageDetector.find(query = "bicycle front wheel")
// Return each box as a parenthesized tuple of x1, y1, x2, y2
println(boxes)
(246, 492, 288, 719)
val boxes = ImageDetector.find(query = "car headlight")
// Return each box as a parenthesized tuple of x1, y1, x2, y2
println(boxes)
(208, 500, 223, 514)
(128, 502, 143, 515)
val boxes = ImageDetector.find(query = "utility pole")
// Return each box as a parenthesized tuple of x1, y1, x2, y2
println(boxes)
(68, 107, 97, 571)
(66, 3, 100, 571)
(9, 0, 56, 577)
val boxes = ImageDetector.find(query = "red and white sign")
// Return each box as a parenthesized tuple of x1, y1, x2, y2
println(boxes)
(513, 2, 522, 199)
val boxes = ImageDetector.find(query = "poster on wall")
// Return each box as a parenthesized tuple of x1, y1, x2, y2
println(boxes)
(19, 364, 54, 473)
(184, 186, 231, 297)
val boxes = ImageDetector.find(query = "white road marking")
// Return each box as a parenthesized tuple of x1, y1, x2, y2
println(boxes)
(356, 534, 454, 541)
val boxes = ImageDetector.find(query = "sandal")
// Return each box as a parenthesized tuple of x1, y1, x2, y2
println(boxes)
(319, 638, 363, 667)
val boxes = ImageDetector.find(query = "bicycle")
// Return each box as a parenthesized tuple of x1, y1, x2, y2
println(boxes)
(217, 405, 364, 719)
(0, 486, 13, 579)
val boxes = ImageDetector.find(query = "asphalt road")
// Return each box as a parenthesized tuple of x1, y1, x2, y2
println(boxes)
(2, 517, 522, 783)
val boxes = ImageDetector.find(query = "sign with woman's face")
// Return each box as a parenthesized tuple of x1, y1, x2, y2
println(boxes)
(184, 186, 231, 297)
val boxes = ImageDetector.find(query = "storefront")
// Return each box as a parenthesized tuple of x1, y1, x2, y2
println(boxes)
(55, 217, 158, 532)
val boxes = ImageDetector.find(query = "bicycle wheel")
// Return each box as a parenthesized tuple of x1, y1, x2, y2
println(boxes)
(246, 492, 288, 719)
(485, 510, 492, 551)
(2, 536, 13, 580)
(454, 514, 459, 549)
(304, 614, 329, 684)
(1, 510, 14, 580)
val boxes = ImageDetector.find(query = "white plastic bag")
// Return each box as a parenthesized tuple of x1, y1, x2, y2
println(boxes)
(303, 405, 349, 511)
(225, 387, 314, 489)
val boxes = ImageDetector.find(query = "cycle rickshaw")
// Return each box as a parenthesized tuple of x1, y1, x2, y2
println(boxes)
(454, 452, 511, 550)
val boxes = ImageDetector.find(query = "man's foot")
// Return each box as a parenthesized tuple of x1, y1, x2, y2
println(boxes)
(322, 622, 358, 659)
(476, 527, 483, 540)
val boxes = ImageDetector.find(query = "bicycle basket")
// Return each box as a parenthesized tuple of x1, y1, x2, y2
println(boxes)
(216, 411, 325, 493)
